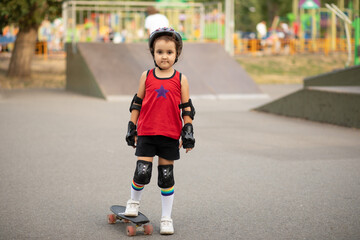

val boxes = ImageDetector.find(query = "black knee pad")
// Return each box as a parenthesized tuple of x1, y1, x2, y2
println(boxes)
(133, 160, 152, 185)
(158, 165, 175, 188)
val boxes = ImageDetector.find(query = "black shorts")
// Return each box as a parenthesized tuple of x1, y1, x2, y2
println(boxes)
(135, 136, 180, 160)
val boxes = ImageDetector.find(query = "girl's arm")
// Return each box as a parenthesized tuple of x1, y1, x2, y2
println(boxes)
(180, 75, 192, 125)
(180, 74, 195, 153)
(126, 71, 147, 147)
(130, 71, 147, 124)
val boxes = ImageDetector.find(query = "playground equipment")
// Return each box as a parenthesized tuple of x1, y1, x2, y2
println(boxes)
(297, 0, 360, 63)
(299, 0, 320, 47)
(325, 4, 352, 66)
(61, 1, 226, 45)
(233, 1, 360, 62)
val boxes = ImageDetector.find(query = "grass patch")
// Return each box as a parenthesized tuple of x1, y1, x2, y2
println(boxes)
(237, 53, 348, 84)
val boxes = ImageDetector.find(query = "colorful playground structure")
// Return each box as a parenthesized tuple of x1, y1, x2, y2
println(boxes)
(61, 0, 223, 43)
(235, 0, 359, 63)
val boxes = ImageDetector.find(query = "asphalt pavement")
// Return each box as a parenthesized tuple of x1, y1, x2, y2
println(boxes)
(1, 85, 359, 240)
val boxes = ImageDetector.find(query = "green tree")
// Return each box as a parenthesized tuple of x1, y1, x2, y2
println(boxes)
(235, 0, 293, 32)
(0, 0, 61, 80)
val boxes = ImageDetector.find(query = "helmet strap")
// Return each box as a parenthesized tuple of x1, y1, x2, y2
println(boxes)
(154, 60, 164, 70)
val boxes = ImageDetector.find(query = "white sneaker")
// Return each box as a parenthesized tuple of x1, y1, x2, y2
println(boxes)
(160, 217, 174, 235)
(124, 199, 140, 217)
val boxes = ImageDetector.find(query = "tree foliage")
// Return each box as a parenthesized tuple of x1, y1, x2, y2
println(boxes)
(0, 0, 62, 79)
(0, 0, 62, 31)
(234, 0, 292, 32)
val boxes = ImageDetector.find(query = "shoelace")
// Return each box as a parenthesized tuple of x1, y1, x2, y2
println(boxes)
(130, 203, 138, 208)
(161, 219, 172, 226)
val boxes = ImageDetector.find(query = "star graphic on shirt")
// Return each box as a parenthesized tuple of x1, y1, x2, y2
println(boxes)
(155, 85, 169, 99)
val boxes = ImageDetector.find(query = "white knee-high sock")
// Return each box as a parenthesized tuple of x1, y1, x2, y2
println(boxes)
(161, 187, 174, 218)
(131, 180, 144, 201)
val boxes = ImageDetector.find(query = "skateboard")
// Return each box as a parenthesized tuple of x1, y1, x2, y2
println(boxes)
(107, 205, 153, 236)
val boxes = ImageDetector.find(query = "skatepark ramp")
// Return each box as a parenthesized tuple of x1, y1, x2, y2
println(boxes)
(66, 42, 263, 100)
(255, 65, 360, 128)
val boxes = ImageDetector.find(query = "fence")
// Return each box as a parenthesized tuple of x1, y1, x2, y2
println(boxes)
(234, 37, 356, 56)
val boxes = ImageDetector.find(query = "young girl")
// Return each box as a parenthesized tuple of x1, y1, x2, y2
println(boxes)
(124, 27, 195, 235)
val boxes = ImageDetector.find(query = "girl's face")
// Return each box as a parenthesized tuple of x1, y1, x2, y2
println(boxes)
(153, 39, 177, 70)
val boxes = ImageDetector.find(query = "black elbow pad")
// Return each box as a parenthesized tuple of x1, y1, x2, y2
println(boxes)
(129, 94, 143, 112)
(179, 99, 195, 120)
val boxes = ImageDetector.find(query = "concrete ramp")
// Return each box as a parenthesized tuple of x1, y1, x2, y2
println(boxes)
(66, 42, 263, 100)
(177, 43, 262, 96)
(255, 65, 360, 129)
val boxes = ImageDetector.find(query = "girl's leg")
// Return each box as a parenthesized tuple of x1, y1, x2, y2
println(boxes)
(130, 157, 153, 201)
(125, 157, 153, 216)
(158, 157, 175, 218)
(158, 157, 175, 235)
(158, 157, 174, 165)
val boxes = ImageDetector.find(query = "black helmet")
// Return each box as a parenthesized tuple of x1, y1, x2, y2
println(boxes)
(149, 27, 183, 63)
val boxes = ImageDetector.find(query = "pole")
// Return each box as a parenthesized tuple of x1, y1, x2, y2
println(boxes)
(225, 0, 234, 56)
(293, 0, 299, 21)
(326, 4, 353, 66)
(354, 17, 360, 65)
(62, 1, 68, 45)
(331, 9, 336, 51)
(311, 9, 317, 51)
(200, 5, 205, 42)
(218, 2, 222, 43)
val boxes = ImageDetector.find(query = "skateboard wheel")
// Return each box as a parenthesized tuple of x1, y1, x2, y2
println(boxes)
(144, 224, 153, 235)
(107, 214, 117, 224)
(127, 226, 136, 236)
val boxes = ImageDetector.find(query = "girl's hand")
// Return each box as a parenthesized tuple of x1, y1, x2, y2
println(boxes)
(179, 140, 192, 153)
(126, 121, 137, 147)
(180, 123, 195, 151)
(133, 136, 138, 148)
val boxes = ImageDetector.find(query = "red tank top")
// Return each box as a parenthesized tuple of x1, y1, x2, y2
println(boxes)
(137, 69, 182, 140)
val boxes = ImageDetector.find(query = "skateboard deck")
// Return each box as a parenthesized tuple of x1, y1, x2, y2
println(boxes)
(108, 205, 153, 236)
